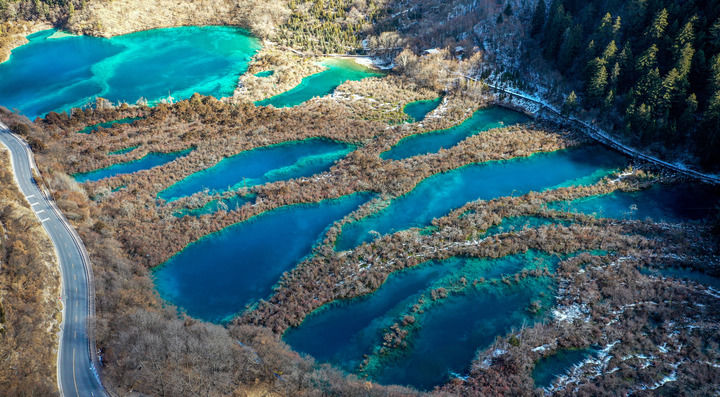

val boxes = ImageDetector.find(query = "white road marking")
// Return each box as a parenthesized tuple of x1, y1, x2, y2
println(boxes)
(27, 194, 35, 198)
(41, 218, 50, 223)
(31, 201, 40, 206)
(73, 348, 80, 397)
(36, 209, 45, 214)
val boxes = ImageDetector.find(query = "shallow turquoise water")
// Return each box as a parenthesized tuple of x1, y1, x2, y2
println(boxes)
(532, 348, 594, 389)
(381, 106, 529, 160)
(403, 98, 442, 122)
(336, 146, 627, 251)
(369, 275, 555, 389)
(107, 145, 139, 156)
(73, 148, 193, 183)
(158, 138, 354, 202)
(254, 59, 383, 108)
(254, 70, 274, 77)
(285, 251, 558, 388)
(78, 117, 141, 134)
(548, 183, 719, 223)
(0, 27, 261, 119)
(153, 193, 372, 322)
(174, 194, 256, 218)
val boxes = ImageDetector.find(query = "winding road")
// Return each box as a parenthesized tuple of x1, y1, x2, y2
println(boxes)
(0, 121, 107, 397)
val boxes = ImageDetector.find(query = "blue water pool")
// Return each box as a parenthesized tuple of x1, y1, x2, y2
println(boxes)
(153, 193, 373, 322)
(403, 98, 442, 122)
(368, 275, 555, 389)
(255, 59, 383, 108)
(532, 348, 595, 389)
(78, 117, 141, 134)
(336, 146, 627, 251)
(381, 106, 529, 160)
(107, 145, 139, 156)
(286, 251, 559, 389)
(254, 70, 274, 77)
(548, 183, 719, 223)
(158, 138, 355, 202)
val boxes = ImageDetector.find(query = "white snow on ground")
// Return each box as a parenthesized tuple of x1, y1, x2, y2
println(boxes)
(552, 303, 590, 323)
(532, 343, 555, 353)
(352, 56, 395, 70)
(478, 348, 508, 369)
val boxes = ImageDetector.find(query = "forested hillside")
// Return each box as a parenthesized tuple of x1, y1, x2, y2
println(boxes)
(532, 0, 720, 170)
(277, 0, 386, 53)
(0, 0, 80, 23)
(0, 148, 60, 396)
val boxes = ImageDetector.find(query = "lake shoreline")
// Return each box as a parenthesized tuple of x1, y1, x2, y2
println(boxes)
(0, 21, 52, 63)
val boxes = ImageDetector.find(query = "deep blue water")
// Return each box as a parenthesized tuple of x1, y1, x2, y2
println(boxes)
(532, 348, 594, 389)
(381, 106, 529, 160)
(285, 251, 559, 389)
(369, 275, 555, 389)
(73, 148, 193, 183)
(403, 98, 442, 122)
(158, 138, 355, 202)
(0, 27, 261, 119)
(336, 146, 627, 251)
(284, 258, 467, 371)
(254, 59, 383, 108)
(153, 193, 373, 322)
(548, 183, 719, 223)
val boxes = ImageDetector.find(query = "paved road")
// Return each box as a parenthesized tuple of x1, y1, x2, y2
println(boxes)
(0, 122, 107, 397)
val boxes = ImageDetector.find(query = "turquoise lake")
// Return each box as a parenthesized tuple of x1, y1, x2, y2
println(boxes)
(336, 146, 627, 251)
(532, 348, 594, 389)
(285, 251, 559, 389)
(73, 148, 193, 183)
(381, 106, 529, 160)
(403, 98, 442, 122)
(153, 193, 372, 322)
(0, 26, 260, 119)
(158, 138, 355, 202)
(548, 183, 719, 223)
(254, 59, 383, 108)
